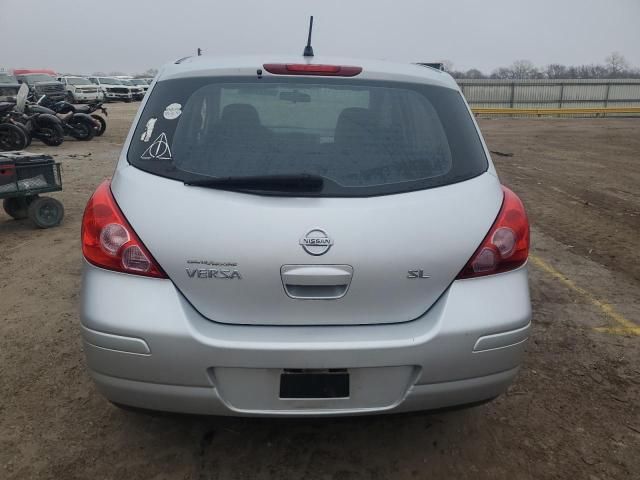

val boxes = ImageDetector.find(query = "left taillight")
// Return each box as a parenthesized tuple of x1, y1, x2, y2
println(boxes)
(81, 180, 167, 278)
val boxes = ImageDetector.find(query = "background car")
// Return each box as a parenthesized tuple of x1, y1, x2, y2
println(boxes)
(128, 78, 150, 93)
(87, 77, 132, 102)
(118, 79, 145, 101)
(0, 73, 20, 102)
(14, 72, 66, 101)
(57, 76, 103, 103)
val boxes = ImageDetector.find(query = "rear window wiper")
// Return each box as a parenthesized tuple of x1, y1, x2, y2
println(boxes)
(184, 174, 324, 193)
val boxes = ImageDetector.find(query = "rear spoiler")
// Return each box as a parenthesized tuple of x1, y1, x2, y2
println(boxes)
(415, 62, 445, 71)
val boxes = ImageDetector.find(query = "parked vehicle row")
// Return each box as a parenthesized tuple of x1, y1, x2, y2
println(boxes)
(0, 68, 153, 104)
(0, 85, 108, 150)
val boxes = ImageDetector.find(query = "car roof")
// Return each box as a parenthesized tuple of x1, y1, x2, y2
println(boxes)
(157, 55, 459, 90)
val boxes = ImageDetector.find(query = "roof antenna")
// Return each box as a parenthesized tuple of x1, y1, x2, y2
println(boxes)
(303, 16, 314, 57)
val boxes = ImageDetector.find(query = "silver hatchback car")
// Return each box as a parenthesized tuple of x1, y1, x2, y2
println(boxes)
(80, 55, 531, 416)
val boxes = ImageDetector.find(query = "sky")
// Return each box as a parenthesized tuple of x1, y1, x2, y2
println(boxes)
(1, 0, 639, 75)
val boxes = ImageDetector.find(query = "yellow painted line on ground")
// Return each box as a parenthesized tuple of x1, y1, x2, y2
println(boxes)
(529, 254, 640, 336)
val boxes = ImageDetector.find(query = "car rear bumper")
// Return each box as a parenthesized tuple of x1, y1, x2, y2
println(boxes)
(80, 261, 532, 416)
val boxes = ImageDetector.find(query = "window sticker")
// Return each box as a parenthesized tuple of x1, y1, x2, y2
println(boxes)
(163, 103, 182, 120)
(141, 132, 172, 160)
(140, 118, 157, 142)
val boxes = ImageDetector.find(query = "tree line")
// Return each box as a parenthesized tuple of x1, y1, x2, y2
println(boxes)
(444, 52, 640, 79)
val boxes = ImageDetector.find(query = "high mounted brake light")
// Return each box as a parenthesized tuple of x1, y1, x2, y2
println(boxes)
(263, 63, 362, 77)
(81, 180, 167, 278)
(457, 186, 530, 279)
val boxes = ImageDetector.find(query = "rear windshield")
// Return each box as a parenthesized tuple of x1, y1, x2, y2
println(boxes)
(128, 77, 487, 196)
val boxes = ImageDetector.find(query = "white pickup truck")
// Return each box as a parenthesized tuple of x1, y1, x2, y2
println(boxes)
(57, 76, 104, 103)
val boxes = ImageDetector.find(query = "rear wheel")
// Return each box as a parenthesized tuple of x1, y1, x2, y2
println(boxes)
(69, 117, 96, 141)
(14, 122, 32, 147)
(0, 123, 29, 151)
(27, 196, 64, 228)
(38, 122, 65, 146)
(90, 114, 106, 136)
(3, 195, 37, 220)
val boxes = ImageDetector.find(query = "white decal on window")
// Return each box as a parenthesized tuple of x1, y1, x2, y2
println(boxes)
(140, 118, 157, 142)
(141, 132, 172, 160)
(163, 103, 182, 120)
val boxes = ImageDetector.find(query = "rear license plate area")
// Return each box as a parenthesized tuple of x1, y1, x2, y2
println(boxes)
(279, 369, 349, 399)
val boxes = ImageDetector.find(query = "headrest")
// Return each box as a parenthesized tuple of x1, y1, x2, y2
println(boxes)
(334, 107, 376, 146)
(221, 103, 261, 129)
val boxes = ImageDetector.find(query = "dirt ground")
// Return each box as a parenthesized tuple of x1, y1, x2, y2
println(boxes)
(1, 104, 639, 480)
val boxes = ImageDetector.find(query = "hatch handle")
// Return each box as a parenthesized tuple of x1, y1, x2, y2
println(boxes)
(281, 265, 353, 300)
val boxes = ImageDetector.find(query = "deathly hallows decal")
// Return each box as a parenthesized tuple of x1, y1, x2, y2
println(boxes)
(141, 132, 172, 160)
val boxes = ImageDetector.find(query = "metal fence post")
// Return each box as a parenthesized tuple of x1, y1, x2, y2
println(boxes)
(510, 82, 515, 108)
(559, 83, 564, 109)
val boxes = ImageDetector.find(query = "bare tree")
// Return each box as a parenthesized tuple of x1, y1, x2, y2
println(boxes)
(465, 68, 485, 79)
(605, 52, 629, 76)
(545, 64, 568, 79)
(490, 67, 514, 79)
(430, 55, 640, 79)
(511, 60, 539, 79)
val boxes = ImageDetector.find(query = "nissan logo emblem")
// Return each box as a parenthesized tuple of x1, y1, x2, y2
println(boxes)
(299, 228, 333, 256)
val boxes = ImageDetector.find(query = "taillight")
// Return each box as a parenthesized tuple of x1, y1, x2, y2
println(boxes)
(263, 63, 362, 77)
(457, 186, 530, 279)
(81, 180, 167, 278)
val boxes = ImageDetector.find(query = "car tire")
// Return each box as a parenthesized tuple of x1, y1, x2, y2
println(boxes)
(66, 92, 75, 104)
(27, 196, 64, 228)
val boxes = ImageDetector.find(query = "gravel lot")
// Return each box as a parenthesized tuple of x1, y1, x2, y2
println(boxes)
(1, 104, 639, 479)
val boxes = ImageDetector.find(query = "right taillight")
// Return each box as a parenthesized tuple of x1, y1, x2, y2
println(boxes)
(81, 180, 167, 278)
(457, 186, 530, 279)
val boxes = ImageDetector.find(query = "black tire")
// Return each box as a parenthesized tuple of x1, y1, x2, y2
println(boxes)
(0, 123, 29, 151)
(14, 122, 32, 147)
(27, 196, 64, 228)
(90, 114, 106, 136)
(66, 92, 75, 104)
(3, 195, 37, 220)
(38, 121, 65, 146)
(69, 117, 96, 141)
